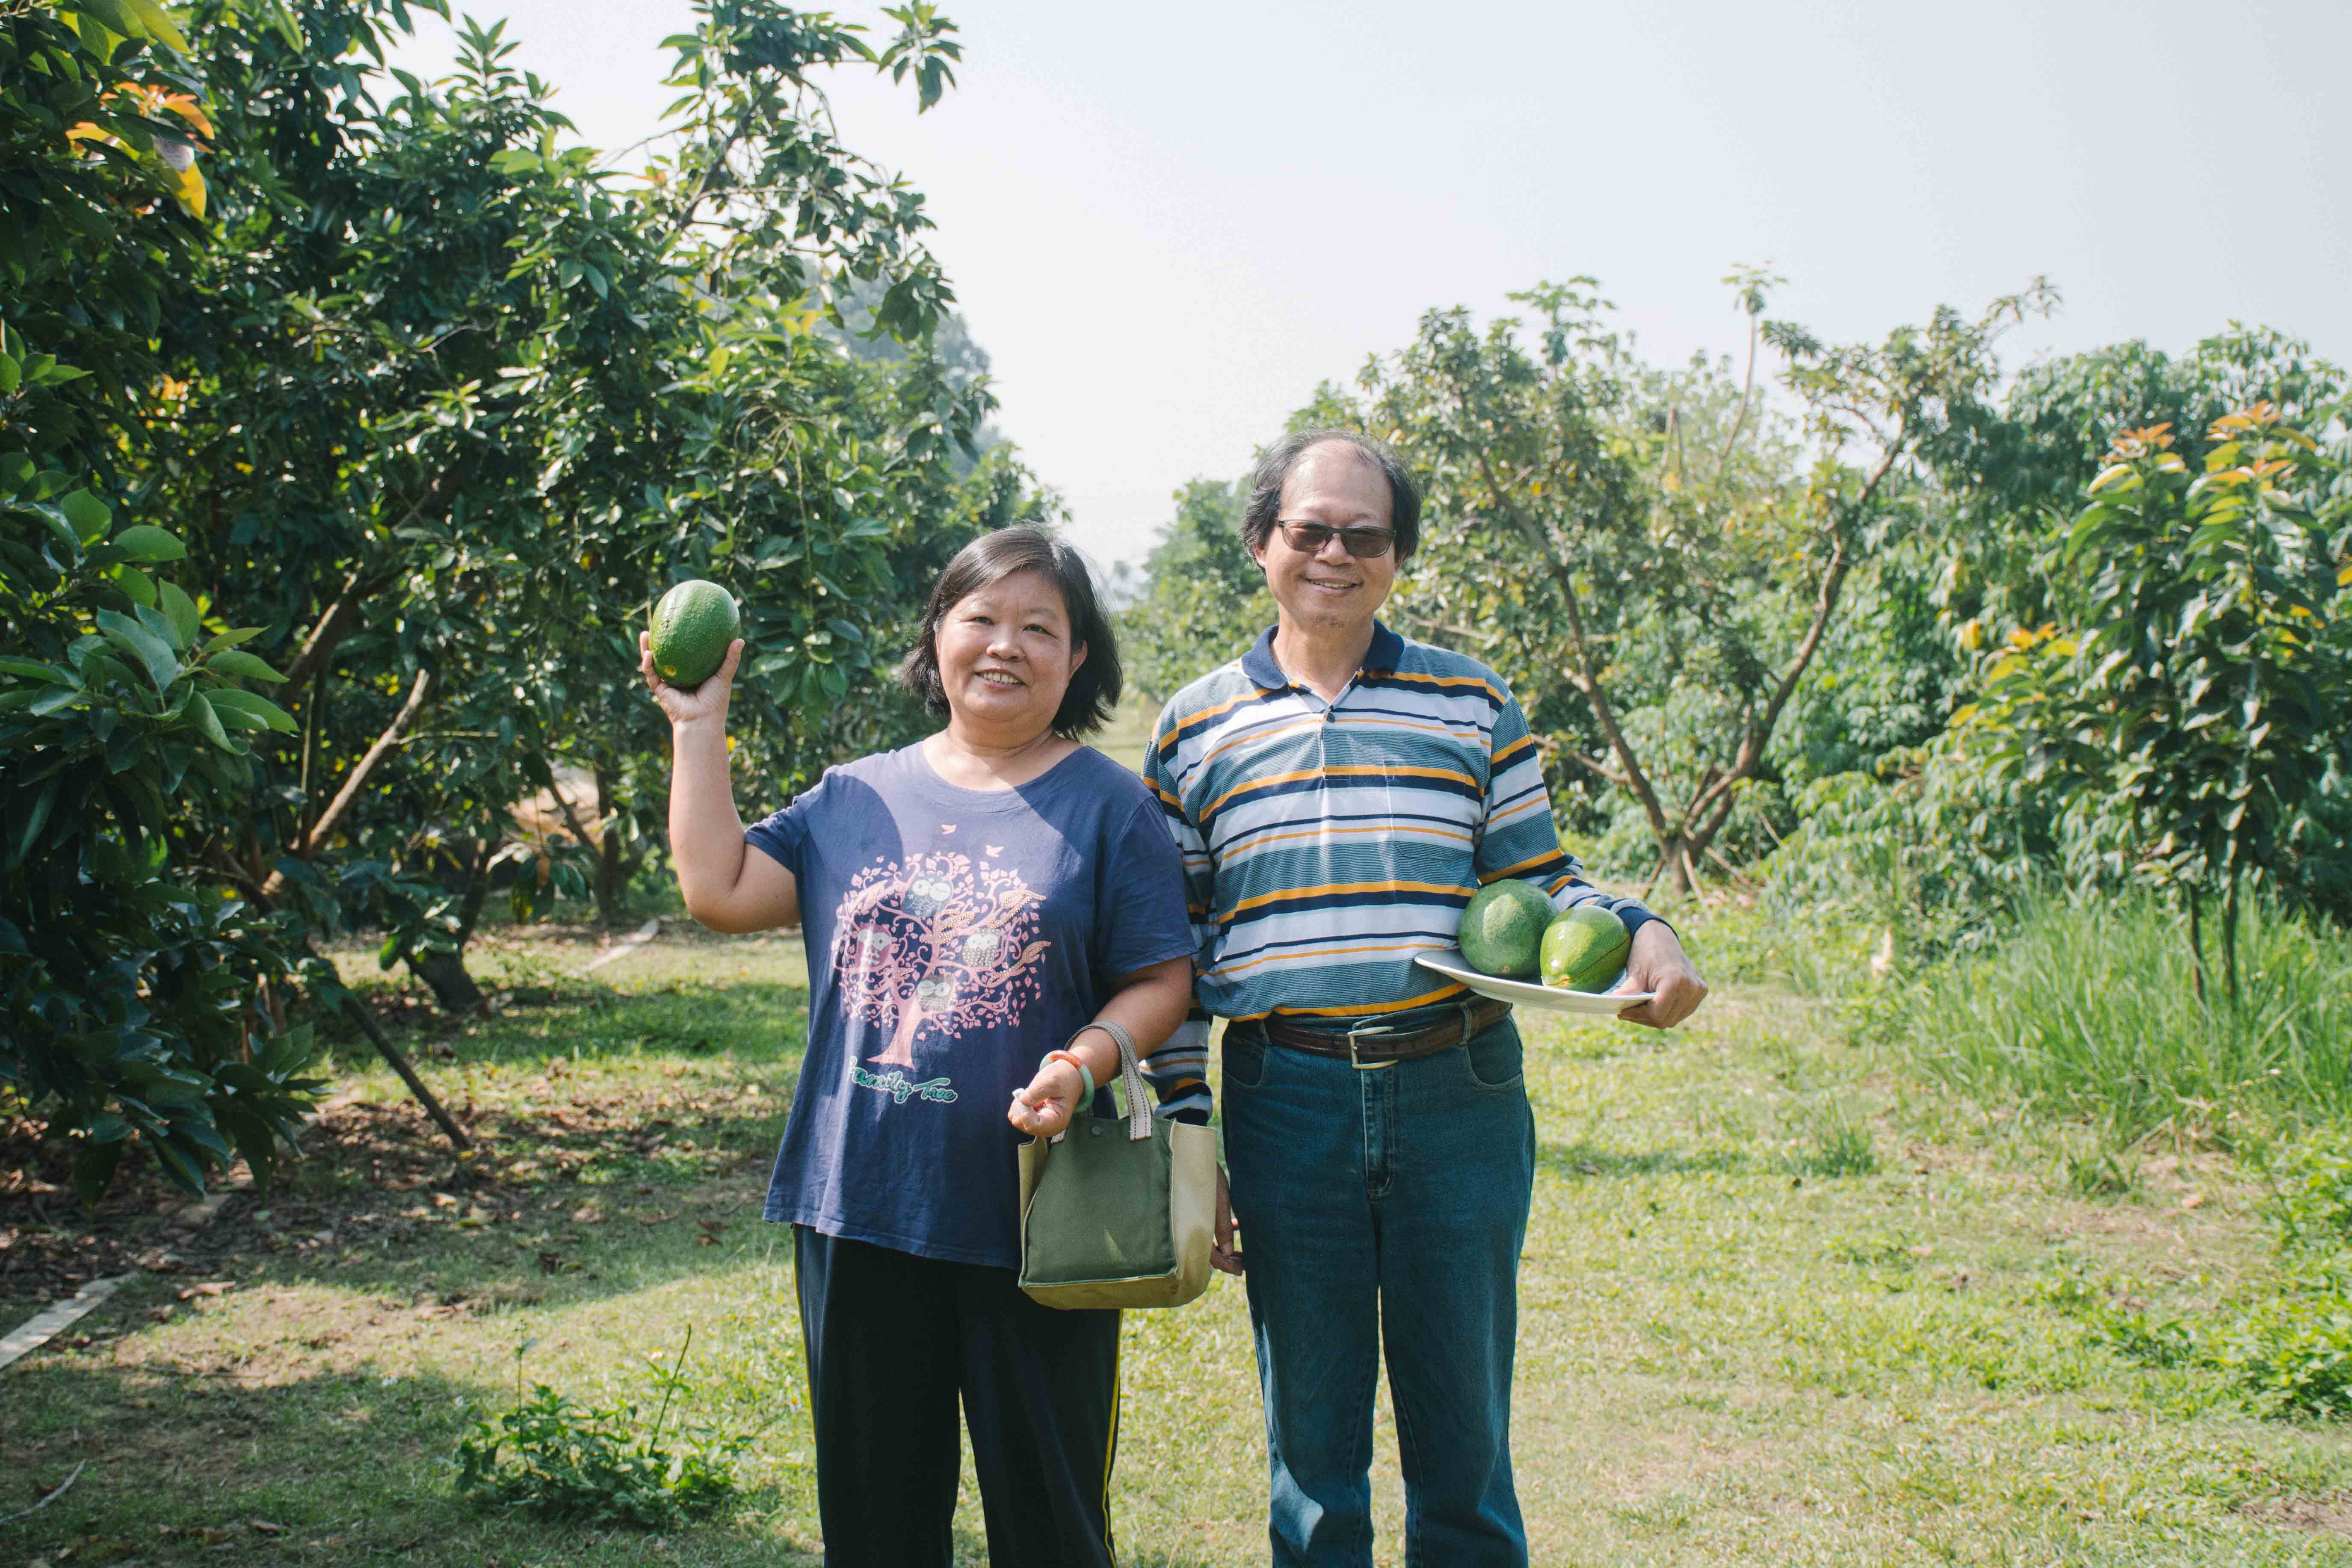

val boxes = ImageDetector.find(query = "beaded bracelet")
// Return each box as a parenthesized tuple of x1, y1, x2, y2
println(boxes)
(1040, 1048, 1095, 1105)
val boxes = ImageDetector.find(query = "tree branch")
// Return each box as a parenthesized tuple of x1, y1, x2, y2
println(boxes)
(1709, 308, 1761, 493)
(1559, 748, 1631, 790)
(545, 771, 601, 849)
(1474, 444, 1673, 846)
(260, 668, 434, 897)
(278, 569, 372, 696)
(1680, 425, 1904, 838)
(278, 470, 459, 694)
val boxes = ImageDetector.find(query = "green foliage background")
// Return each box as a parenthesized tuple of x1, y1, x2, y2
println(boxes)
(1, 0, 1051, 1195)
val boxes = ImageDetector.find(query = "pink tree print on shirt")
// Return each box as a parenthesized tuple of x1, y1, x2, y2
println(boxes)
(830, 851, 1051, 1067)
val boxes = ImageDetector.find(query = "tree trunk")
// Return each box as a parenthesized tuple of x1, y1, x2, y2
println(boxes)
(594, 766, 624, 931)
(411, 947, 487, 1014)
(405, 840, 494, 1015)
(2186, 888, 2207, 1005)
(2222, 870, 2241, 1007)
(1654, 836, 1698, 897)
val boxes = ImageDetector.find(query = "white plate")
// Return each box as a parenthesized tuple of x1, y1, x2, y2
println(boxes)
(1414, 947, 1654, 1015)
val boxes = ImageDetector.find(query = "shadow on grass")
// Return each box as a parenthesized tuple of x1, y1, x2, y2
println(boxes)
(4, 977, 819, 1322)
(0, 1356, 805, 1567)
(1537, 1140, 1754, 1180)
(3, 1346, 1202, 1568)
(318, 976, 813, 1077)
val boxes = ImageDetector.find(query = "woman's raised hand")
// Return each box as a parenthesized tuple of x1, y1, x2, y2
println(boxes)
(640, 634, 744, 728)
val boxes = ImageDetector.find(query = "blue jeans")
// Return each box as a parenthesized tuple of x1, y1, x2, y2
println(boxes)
(1222, 1011, 1535, 1568)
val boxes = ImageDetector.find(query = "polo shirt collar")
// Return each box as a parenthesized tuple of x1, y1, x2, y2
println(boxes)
(1242, 626, 1286, 690)
(1243, 620, 1404, 691)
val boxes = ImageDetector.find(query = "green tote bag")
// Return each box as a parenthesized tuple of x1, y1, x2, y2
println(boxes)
(1016, 1020, 1216, 1310)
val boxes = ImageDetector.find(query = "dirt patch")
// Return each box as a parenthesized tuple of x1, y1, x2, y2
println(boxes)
(2243, 1494, 2352, 1537)
(1, 1050, 773, 1317)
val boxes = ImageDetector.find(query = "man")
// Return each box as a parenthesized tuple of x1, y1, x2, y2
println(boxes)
(1145, 430, 1706, 1567)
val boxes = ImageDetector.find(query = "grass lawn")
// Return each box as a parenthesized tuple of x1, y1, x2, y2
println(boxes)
(6, 923, 2352, 1566)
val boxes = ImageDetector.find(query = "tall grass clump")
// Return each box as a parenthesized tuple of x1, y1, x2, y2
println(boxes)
(1890, 891, 2352, 1148)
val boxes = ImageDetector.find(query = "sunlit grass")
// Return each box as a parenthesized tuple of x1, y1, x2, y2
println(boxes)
(5, 936, 2352, 1565)
(1888, 892, 2352, 1150)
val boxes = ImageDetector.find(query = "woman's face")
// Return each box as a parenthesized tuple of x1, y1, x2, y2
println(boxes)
(933, 568, 1086, 741)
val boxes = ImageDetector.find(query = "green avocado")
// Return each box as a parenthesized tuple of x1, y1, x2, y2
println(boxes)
(648, 579, 740, 690)
(1457, 880, 1556, 979)
(1540, 904, 1631, 992)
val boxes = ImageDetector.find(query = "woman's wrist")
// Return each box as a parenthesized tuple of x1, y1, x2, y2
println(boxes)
(1064, 1021, 1129, 1084)
(1039, 1050, 1093, 1104)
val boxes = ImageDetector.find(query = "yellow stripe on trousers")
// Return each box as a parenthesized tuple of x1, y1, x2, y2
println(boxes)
(1101, 1325, 1122, 1551)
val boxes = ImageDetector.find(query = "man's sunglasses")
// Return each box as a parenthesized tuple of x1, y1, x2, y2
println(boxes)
(1272, 520, 1396, 559)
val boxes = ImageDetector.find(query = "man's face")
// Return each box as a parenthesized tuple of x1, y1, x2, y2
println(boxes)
(1250, 442, 1398, 639)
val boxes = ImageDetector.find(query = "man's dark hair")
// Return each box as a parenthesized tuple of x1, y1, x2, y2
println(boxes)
(897, 525, 1121, 738)
(1240, 429, 1421, 565)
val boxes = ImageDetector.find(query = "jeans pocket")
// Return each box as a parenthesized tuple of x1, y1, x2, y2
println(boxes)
(1460, 1020, 1525, 1091)
(1222, 1031, 1271, 1092)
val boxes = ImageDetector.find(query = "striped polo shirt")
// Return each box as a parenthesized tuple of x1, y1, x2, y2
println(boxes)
(1143, 621, 1660, 1032)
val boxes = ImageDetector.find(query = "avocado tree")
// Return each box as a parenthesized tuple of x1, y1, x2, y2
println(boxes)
(1348, 273, 2056, 892)
(4, 0, 1037, 1194)
(133, 1, 1018, 1009)
(0, 0, 340, 1198)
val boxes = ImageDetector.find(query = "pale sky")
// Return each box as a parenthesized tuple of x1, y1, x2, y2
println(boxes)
(390, 0, 2352, 573)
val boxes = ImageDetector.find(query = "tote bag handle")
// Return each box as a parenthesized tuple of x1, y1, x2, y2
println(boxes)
(1066, 1019, 1154, 1142)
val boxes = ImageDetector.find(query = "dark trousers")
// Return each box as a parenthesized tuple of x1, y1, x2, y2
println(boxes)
(792, 1225, 1121, 1568)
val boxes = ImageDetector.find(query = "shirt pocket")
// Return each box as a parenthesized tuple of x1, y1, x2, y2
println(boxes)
(1382, 766, 1477, 885)
(1328, 723, 1474, 885)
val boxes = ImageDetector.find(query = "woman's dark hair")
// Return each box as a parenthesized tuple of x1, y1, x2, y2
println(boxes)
(897, 525, 1121, 738)
(1240, 428, 1421, 565)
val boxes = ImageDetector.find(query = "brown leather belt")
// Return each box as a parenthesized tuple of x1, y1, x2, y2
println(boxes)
(1246, 997, 1512, 1068)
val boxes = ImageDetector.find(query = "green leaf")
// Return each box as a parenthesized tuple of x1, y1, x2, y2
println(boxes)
(74, 0, 147, 39)
(198, 627, 264, 657)
(120, 0, 190, 52)
(112, 524, 186, 561)
(112, 564, 158, 608)
(0, 658, 74, 686)
(62, 489, 112, 543)
(206, 686, 296, 733)
(0, 354, 19, 395)
(95, 606, 181, 693)
(71, 1142, 127, 1208)
(10, 781, 58, 868)
(40, 510, 83, 558)
(185, 689, 236, 751)
(134, 599, 184, 652)
(159, 579, 201, 646)
(207, 649, 287, 683)
(148, 1134, 208, 1197)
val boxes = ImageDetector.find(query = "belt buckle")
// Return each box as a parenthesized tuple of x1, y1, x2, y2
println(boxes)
(1346, 1021, 1397, 1070)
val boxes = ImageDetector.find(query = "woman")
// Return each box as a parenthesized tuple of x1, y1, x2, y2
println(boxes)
(641, 526, 1195, 1568)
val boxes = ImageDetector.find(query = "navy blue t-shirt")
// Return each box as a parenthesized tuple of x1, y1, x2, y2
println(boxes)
(745, 742, 1196, 1269)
